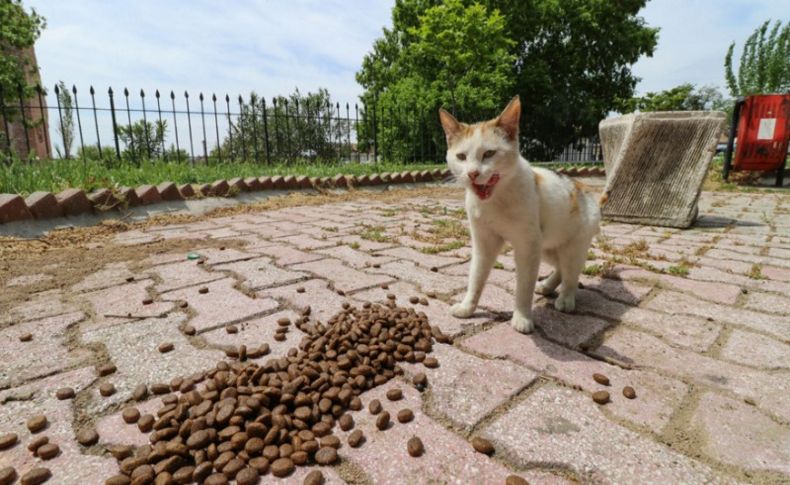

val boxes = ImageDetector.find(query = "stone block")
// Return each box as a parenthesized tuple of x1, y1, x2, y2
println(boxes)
(56, 188, 93, 216)
(134, 185, 162, 205)
(25, 191, 62, 219)
(156, 182, 182, 201)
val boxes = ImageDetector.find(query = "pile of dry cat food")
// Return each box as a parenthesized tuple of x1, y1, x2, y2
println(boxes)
(104, 301, 452, 485)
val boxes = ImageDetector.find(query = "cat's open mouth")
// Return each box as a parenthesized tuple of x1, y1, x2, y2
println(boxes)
(471, 173, 500, 200)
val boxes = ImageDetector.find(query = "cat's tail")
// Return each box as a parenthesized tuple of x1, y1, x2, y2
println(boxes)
(599, 192, 609, 207)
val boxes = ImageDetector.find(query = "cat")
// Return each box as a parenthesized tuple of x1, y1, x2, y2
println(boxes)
(439, 96, 601, 333)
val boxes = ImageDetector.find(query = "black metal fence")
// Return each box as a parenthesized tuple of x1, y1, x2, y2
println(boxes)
(0, 83, 603, 165)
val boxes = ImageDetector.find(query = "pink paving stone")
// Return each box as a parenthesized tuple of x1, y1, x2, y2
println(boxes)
(0, 312, 92, 388)
(479, 384, 724, 484)
(574, 289, 721, 352)
(252, 243, 326, 266)
(260, 279, 347, 323)
(0, 368, 118, 484)
(441, 263, 516, 291)
(400, 343, 537, 431)
(690, 392, 790, 475)
(761, 264, 790, 282)
(71, 262, 137, 292)
(7, 273, 52, 287)
(333, 381, 544, 485)
(113, 229, 162, 246)
(202, 309, 304, 357)
(707, 247, 766, 265)
(214, 256, 308, 290)
(161, 277, 278, 333)
(96, 395, 168, 447)
(292, 258, 393, 293)
(720, 329, 790, 370)
(688, 264, 790, 295)
(81, 313, 225, 413)
(450, 282, 516, 313)
(462, 324, 688, 433)
(645, 290, 790, 340)
(187, 246, 256, 266)
(1, 289, 79, 324)
(328, 233, 398, 252)
(594, 327, 790, 422)
(149, 259, 225, 293)
(81, 279, 174, 329)
(315, 244, 396, 269)
(743, 289, 790, 315)
(370, 260, 468, 294)
(696, 255, 755, 274)
(274, 233, 337, 250)
(578, 273, 654, 305)
(378, 246, 464, 269)
(354, 281, 493, 337)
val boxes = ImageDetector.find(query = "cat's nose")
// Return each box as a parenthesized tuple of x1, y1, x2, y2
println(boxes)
(468, 171, 480, 182)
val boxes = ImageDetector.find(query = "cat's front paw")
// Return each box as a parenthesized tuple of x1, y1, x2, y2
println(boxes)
(451, 302, 476, 319)
(554, 293, 576, 313)
(510, 312, 534, 334)
(535, 281, 557, 296)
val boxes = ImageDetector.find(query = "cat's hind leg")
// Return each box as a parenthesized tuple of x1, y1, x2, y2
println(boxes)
(553, 236, 591, 313)
(535, 249, 561, 296)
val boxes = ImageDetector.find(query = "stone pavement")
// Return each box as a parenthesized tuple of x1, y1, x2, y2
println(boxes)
(1, 184, 789, 484)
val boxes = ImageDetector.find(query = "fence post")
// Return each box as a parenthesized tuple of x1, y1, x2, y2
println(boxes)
(53, 83, 66, 159)
(123, 88, 136, 164)
(170, 91, 182, 162)
(250, 95, 259, 163)
(238, 95, 247, 162)
(155, 90, 166, 160)
(184, 91, 195, 165)
(225, 94, 233, 160)
(72, 86, 85, 163)
(199, 93, 208, 163)
(89, 86, 102, 159)
(262, 98, 270, 164)
(272, 97, 279, 161)
(0, 85, 11, 162)
(372, 97, 378, 163)
(108, 87, 122, 160)
(140, 89, 150, 159)
(212, 94, 221, 163)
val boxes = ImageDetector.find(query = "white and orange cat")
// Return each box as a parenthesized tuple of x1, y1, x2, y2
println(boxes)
(440, 96, 601, 333)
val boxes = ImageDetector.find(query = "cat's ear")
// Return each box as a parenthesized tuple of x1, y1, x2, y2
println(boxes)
(439, 108, 462, 142)
(496, 95, 521, 141)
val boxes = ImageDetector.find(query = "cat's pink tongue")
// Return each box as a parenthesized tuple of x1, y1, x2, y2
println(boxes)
(471, 173, 500, 200)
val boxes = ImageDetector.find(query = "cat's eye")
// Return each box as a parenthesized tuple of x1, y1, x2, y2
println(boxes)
(482, 150, 496, 159)
(456, 153, 467, 161)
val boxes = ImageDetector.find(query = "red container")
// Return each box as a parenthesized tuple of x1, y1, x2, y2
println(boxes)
(732, 94, 790, 171)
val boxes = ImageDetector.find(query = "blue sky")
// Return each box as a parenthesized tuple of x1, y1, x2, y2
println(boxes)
(27, 0, 788, 103)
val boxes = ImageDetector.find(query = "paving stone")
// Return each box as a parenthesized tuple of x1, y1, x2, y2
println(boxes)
(743, 290, 790, 315)
(645, 290, 790, 340)
(161, 277, 278, 333)
(71, 262, 138, 292)
(202, 310, 305, 357)
(354, 281, 493, 337)
(315, 245, 396, 269)
(0, 368, 116, 484)
(187, 246, 256, 266)
(401, 344, 537, 431)
(81, 313, 225, 413)
(1, 289, 79, 324)
(462, 324, 688, 433)
(292, 258, 392, 293)
(378, 246, 464, 269)
(333, 382, 539, 484)
(720, 329, 790, 370)
(370, 260, 467, 294)
(261, 279, 347, 323)
(0, 193, 32, 223)
(95, 395, 170, 447)
(25, 191, 62, 219)
(441, 262, 516, 292)
(328, 234, 398, 252)
(274, 233, 337, 250)
(0, 312, 92, 388)
(149, 260, 224, 293)
(594, 327, 790, 421)
(250, 243, 326, 266)
(82, 279, 175, 329)
(215, 256, 308, 290)
(6, 273, 52, 287)
(690, 392, 790, 475)
(480, 384, 725, 484)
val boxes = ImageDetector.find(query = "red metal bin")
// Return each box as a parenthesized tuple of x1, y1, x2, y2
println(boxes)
(723, 94, 790, 186)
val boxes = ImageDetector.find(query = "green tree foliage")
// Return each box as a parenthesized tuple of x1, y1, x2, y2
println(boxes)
(621, 83, 729, 113)
(116, 119, 181, 161)
(725, 20, 790, 97)
(220, 88, 349, 163)
(357, 0, 658, 160)
(54, 81, 75, 158)
(0, 1, 45, 100)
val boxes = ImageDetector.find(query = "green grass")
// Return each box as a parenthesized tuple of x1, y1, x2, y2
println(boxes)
(666, 263, 690, 277)
(0, 158, 445, 196)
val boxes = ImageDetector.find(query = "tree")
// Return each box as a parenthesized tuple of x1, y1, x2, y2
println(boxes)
(54, 81, 74, 158)
(725, 20, 790, 97)
(116, 119, 170, 161)
(620, 83, 729, 113)
(357, 0, 658, 160)
(0, 1, 45, 101)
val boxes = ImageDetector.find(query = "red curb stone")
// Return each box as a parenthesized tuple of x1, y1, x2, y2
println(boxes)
(295, 175, 311, 189)
(442, 168, 451, 178)
(198, 183, 212, 196)
(369, 174, 382, 185)
(25, 191, 63, 219)
(356, 174, 370, 185)
(56, 188, 93, 216)
(88, 189, 120, 210)
(210, 179, 229, 196)
(0, 194, 33, 223)
(401, 171, 415, 183)
(259, 176, 274, 190)
(117, 187, 141, 206)
(282, 175, 297, 189)
(390, 172, 403, 183)
(420, 170, 433, 181)
(227, 177, 248, 192)
(271, 175, 286, 189)
(409, 170, 421, 182)
(332, 174, 347, 188)
(431, 168, 443, 179)
(345, 175, 357, 186)
(156, 182, 182, 201)
(178, 184, 196, 198)
(309, 176, 321, 188)
(244, 177, 263, 191)
(134, 185, 162, 205)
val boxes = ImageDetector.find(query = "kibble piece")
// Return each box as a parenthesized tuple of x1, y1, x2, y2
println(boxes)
(108, 445, 133, 461)
(0, 467, 17, 485)
(592, 390, 610, 404)
(291, 451, 308, 465)
(204, 473, 229, 485)
(183, 325, 196, 336)
(151, 383, 170, 395)
(407, 436, 424, 457)
(122, 407, 141, 424)
(430, 266, 438, 272)
(397, 409, 414, 423)
(105, 475, 131, 485)
(274, 333, 286, 342)
(471, 437, 494, 455)
(20, 467, 51, 485)
(505, 475, 530, 485)
(55, 387, 75, 400)
(235, 467, 259, 485)
(198, 286, 209, 294)
(368, 399, 382, 415)
(338, 414, 354, 431)
(409, 296, 419, 304)
(158, 342, 174, 353)
(99, 383, 116, 396)
(376, 411, 391, 430)
(413, 372, 428, 388)
(76, 428, 99, 446)
(172, 466, 194, 484)
(623, 386, 637, 399)
(270, 458, 294, 478)
(137, 414, 155, 433)
(347, 429, 365, 448)
(27, 436, 49, 453)
(423, 357, 439, 369)
(26, 415, 48, 433)
(142, 298, 153, 305)
(0, 433, 18, 450)
(592, 373, 610, 386)
(36, 443, 60, 460)
(248, 457, 269, 474)
(296, 286, 306, 293)
(314, 447, 338, 465)
(304, 469, 325, 485)
(97, 363, 117, 376)
(19, 333, 33, 342)
(132, 384, 148, 401)
(386, 388, 403, 401)
(226, 325, 238, 334)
